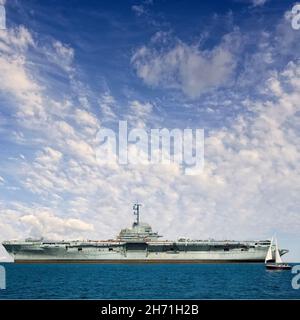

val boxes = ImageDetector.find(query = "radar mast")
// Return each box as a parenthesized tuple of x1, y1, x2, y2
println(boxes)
(133, 203, 142, 226)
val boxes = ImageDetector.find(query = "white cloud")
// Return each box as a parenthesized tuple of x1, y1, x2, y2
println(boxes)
(35, 147, 63, 166)
(132, 5, 145, 16)
(0, 25, 34, 52)
(65, 138, 96, 164)
(50, 40, 75, 73)
(16, 60, 300, 243)
(252, 0, 268, 7)
(0, 201, 94, 241)
(55, 120, 75, 137)
(74, 109, 99, 128)
(99, 91, 117, 121)
(126, 100, 153, 128)
(53, 40, 74, 62)
(131, 33, 239, 99)
(0, 26, 45, 121)
(19, 209, 94, 239)
(0, 54, 39, 96)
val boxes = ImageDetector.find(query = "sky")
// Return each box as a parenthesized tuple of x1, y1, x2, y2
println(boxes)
(0, 0, 300, 261)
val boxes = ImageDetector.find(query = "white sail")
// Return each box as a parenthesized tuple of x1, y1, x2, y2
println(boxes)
(275, 239, 283, 264)
(265, 238, 273, 263)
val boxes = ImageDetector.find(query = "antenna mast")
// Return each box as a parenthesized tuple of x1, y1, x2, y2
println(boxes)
(133, 203, 142, 226)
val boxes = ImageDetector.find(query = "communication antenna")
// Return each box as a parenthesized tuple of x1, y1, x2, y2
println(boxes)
(133, 203, 142, 226)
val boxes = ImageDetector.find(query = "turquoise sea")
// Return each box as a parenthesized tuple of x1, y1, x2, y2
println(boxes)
(0, 263, 300, 299)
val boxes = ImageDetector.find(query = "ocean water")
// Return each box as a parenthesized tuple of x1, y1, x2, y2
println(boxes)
(0, 263, 299, 299)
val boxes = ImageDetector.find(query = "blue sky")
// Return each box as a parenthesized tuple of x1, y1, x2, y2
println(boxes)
(0, 0, 300, 261)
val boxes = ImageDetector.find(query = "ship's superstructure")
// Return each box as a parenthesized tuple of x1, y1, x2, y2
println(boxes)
(2, 204, 288, 263)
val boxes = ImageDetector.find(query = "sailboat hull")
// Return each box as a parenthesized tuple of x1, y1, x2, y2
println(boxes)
(265, 263, 292, 270)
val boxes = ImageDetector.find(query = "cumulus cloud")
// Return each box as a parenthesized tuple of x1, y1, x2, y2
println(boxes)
(74, 109, 99, 128)
(0, 202, 94, 242)
(0, 26, 45, 122)
(132, 5, 145, 16)
(252, 0, 268, 7)
(126, 100, 154, 128)
(15, 61, 300, 243)
(131, 32, 239, 99)
(53, 40, 74, 62)
(202, 62, 300, 236)
(19, 209, 94, 239)
(99, 91, 117, 121)
(0, 26, 34, 50)
(50, 40, 75, 73)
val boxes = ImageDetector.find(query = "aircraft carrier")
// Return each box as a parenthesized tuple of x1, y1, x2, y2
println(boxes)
(2, 204, 288, 263)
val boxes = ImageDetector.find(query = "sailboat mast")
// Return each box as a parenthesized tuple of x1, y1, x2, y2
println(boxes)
(275, 238, 283, 264)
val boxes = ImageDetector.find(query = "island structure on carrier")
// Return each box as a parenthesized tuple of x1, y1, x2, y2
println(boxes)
(2, 204, 289, 263)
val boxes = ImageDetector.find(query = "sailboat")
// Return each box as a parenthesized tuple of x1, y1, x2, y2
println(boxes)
(265, 238, 291, 270)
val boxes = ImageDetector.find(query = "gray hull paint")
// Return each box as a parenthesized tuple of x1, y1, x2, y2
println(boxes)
(2, 207, 286, 264)
(2, 241, 278, 263)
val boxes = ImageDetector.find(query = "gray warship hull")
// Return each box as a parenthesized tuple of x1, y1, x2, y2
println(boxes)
(2, 204, 288, 263)
(2, 239, 286, 263)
